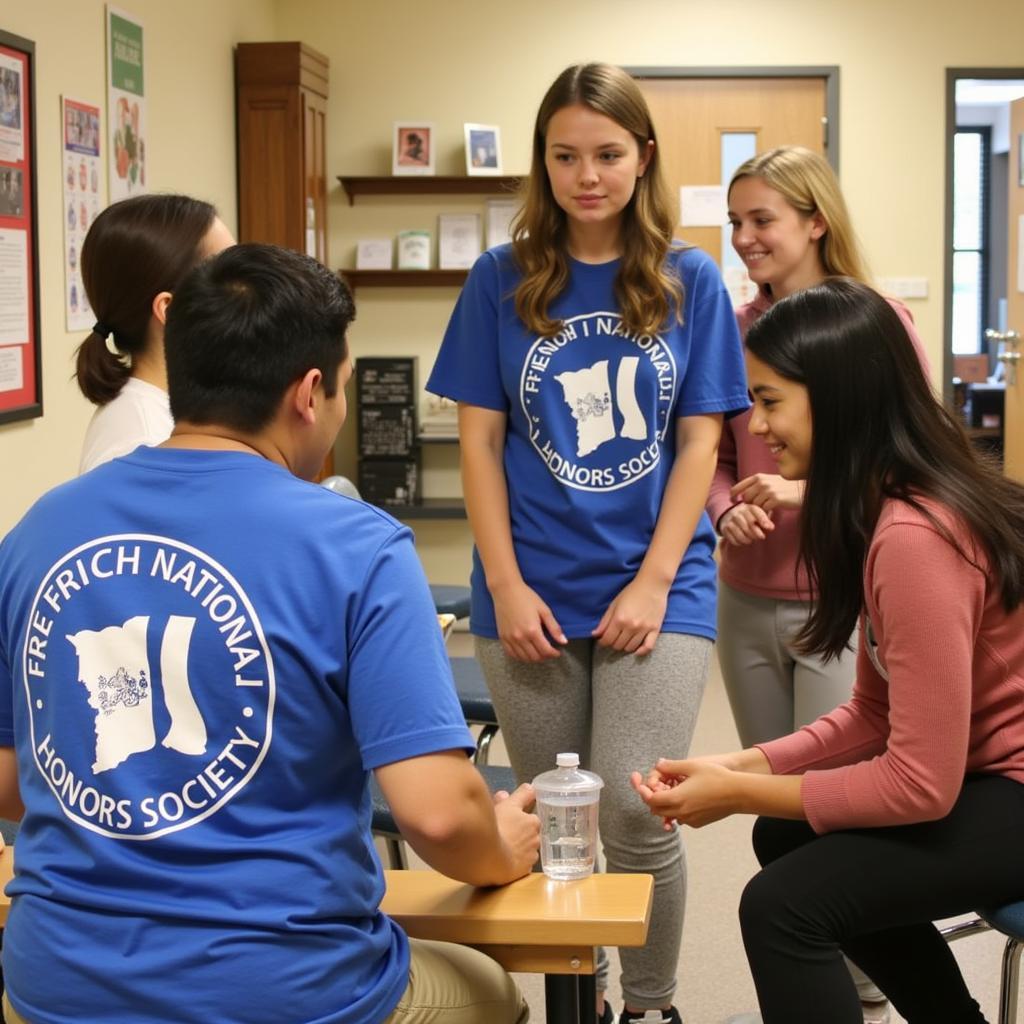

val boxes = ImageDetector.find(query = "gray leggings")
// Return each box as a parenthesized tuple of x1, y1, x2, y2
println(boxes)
(475, 633, 712, 1009)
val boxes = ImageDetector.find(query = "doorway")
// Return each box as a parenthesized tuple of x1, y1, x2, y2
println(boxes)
(627, 67, 837, 305)
(945, 69, 1024, 479)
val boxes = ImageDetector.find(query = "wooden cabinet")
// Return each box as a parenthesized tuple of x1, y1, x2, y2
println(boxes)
(236, 42, 331, 476)
(236, 42, 328, 263)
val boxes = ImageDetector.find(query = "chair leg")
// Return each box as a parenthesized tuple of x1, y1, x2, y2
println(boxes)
(385, 836, 408, 870)
(940, 916, 991, 943)
(475, 724, 499, 765)
(998, 936, 1022, 1024)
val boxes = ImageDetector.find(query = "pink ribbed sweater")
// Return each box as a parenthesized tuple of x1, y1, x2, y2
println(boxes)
(706, 290, 932, 600)
(758, 498, 1024, 833)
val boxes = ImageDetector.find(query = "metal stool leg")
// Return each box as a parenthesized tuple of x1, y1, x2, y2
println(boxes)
(998, 936, 1022, 1024)
(475, 724, 499, 765)
(384, 836, 407, 870)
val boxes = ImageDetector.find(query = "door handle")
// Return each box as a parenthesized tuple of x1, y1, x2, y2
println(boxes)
(986, 329, 1021, 385)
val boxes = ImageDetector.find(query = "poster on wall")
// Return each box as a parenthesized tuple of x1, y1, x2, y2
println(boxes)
(62, 97, 102, 332)
(0, 29, 41, 424)
(106, 6, 146, 202)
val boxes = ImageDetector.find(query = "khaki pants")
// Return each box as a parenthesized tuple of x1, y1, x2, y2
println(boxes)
(2, 939, 529, 1024)
(383, 938, 530, 1023)
(3, 992, 27, 1024)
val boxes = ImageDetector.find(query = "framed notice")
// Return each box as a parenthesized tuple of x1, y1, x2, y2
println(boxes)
(0, 29, 41, 424)
(62, 96, 103, 331)
(106, 6, 146, 201)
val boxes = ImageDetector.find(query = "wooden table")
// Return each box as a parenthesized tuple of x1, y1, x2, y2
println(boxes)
(0, 851, 653, 1024)
(0, 844, 10, 926)
(383, 869, 654, 1024)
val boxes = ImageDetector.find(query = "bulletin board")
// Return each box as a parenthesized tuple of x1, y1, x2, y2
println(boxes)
(0, 29, 41, 424)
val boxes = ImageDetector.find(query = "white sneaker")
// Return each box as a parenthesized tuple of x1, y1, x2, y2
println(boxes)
(860, 999, 890, 1024)
(724, 1006, 888, 1024)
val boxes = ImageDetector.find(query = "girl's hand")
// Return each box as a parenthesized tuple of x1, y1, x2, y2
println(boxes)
(719, 503, 775, 546)
(592, 577, 668, 656)
(631, 758, 742, 829)
(731, 473, 805, 512)
(492, 580, 567, 663)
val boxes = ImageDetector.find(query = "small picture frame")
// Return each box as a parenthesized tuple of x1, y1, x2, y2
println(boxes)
(1018, 131, 1024, 187)
(464, 123, 502, 176)
(438, 213, 481, 270)
(393, 122, 434, 176)
(397, 230, 431, 270)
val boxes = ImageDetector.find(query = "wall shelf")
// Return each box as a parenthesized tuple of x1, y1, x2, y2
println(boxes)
(341, 269, 469, 288)
(377, 498, 467, 520)
(337, 175, 522, 204)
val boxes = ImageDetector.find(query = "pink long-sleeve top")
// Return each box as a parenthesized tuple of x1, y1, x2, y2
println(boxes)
(706, 290, 932, 600)
(757, 497, 1024, 833)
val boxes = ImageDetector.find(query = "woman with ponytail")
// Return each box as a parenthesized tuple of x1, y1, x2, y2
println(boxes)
(76, 193, 233, 472)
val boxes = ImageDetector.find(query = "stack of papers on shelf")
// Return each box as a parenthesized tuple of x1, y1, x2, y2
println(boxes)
(419, 396, 459, 440)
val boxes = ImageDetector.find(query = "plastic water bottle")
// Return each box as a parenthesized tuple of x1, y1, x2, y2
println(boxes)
(532, 753, 603, 881)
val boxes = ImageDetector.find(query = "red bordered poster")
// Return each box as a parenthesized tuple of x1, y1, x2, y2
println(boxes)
(0, 30, 40, 424)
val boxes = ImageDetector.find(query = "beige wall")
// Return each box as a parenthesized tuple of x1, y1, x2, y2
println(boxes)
(277, 0, 1024, 583)
(3, 0, 1024, 583)
(0, 0, 277, 533)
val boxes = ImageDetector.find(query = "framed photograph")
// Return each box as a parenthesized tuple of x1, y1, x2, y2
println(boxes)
(393, 122, 434, 176)
(464, 123, 502, 176)
(0, 29, 41, 425)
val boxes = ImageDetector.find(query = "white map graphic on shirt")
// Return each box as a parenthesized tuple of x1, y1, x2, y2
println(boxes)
(66, 614, 207, 774)
(554, 356, 646, 457)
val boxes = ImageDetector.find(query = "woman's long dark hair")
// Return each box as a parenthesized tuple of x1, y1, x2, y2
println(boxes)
(745, 278, 1024, 659)
(75, 194, 216, 405)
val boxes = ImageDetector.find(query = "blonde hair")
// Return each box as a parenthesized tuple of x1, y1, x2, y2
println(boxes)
(511, 63, 683, 338)
(728, 146, 870, 284)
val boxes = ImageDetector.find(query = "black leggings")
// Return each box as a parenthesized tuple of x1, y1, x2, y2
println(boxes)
(740, 775, 1024, 1024)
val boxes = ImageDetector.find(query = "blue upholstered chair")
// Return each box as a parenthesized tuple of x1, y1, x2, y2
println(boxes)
(449, 656, 499, 765)
(942, 904, 1024, 1023)
(428, 584, 471, 622)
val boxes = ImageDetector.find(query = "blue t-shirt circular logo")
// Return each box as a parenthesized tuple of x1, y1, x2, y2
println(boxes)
(22, 535, 275, 840)
(518, 312, 678, 492)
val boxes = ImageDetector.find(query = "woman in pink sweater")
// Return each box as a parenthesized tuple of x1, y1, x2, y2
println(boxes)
(635, 278, 1024, 1024)
(711, 149, 931, 1021)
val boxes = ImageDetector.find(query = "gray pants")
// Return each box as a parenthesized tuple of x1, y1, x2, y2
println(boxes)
(475, 633, 712, 1009)
(716, 581, 857, 747)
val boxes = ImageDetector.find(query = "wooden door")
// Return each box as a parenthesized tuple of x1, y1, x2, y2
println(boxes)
(1002, 97, 1024, 481)
(637, 77, 828, 265)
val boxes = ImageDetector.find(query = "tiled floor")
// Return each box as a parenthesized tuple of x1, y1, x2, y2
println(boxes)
(383, 630, 1012, 1024)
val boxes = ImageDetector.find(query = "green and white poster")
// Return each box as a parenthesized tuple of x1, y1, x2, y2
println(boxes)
(106, 6, 146, 201)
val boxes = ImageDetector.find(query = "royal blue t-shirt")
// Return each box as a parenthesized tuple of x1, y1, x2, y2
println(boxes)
(0, 448, 475, 1024)
(427, 244, 748, 641)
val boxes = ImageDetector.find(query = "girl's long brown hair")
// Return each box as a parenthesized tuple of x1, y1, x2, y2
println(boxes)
(746, 278, 1024, 660)
(512, 63, 682, 338)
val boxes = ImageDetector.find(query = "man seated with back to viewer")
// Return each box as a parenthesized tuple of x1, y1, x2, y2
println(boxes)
(0, 243, 539, 1024)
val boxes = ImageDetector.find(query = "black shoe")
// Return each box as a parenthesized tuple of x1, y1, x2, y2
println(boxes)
(597, 1003, 615, 1024)
(619, 1009, 682, 1024)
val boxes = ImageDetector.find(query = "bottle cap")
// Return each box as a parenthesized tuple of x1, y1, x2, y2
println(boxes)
(556, 752, 580, 768)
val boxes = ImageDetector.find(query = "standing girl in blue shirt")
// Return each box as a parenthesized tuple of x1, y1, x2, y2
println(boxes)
(428, 63, 747, 1024)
